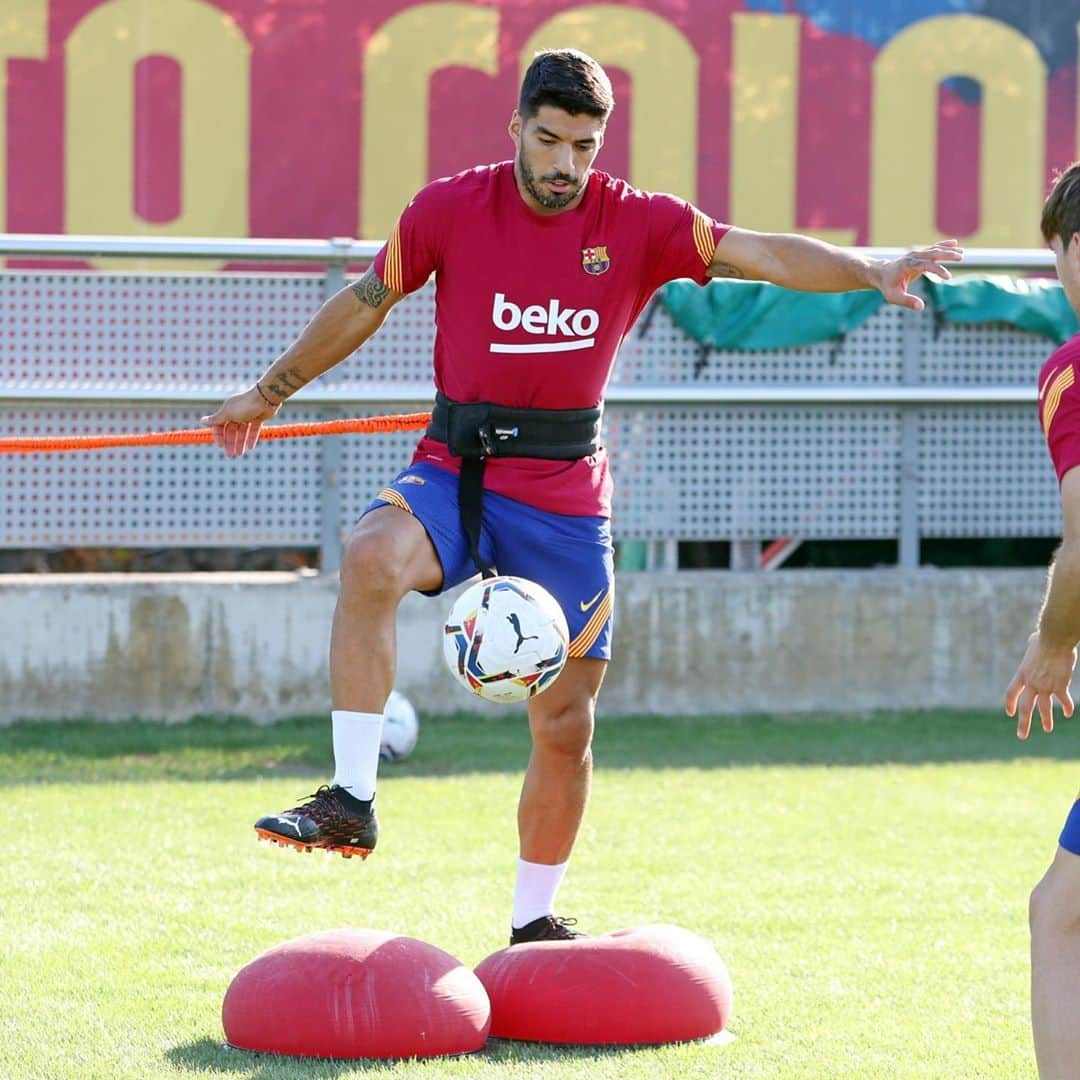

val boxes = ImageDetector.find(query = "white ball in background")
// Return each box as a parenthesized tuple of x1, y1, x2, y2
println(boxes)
(380, 690, 419, 762)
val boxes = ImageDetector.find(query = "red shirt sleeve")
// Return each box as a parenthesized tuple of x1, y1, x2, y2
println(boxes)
(372, 181, 446, 294)
(1040, 358, 1080, 483)
(645, 192, 729, 290)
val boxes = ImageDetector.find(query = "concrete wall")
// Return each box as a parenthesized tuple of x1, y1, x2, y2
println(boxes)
(0, 568, 1046, 723)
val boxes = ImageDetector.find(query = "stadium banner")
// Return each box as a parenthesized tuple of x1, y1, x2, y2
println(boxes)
(0, 0, 1075, 264)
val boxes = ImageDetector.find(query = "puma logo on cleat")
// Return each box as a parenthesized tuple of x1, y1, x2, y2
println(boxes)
(507, 612, 539, 654)
(579, 590, 604, 612)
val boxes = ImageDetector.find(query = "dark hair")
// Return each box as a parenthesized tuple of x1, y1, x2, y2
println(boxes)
(1042, 161, 1080, 246)
(518, 49, 614, 121)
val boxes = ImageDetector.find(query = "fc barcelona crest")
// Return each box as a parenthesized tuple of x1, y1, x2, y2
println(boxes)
(581, 245, 610, 275)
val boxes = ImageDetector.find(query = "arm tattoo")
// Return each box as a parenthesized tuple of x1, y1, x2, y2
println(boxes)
(350, 268, 391, 308)
(263, 366, 309, 402)
(708, 260, 746, 280)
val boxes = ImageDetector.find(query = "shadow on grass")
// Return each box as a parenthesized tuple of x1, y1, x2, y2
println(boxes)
(165, 1035, 665, 1076)
(1, 710, 1077, 786)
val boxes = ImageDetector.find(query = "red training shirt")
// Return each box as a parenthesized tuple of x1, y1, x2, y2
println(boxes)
(372, 161, 729, 517)
(1039, 333, 1080, 482)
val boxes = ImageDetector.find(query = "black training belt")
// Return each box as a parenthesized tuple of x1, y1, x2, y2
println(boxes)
(427, 391, 603, 578)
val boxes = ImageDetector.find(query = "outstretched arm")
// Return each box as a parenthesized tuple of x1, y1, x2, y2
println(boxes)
(708, 228, 963, 311)
(201, 268, 403, 456)
(1005, 468, 1080, 737)
(255, 269, 401, 404)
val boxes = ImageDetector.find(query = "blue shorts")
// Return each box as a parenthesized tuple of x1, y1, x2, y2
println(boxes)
(365, 463, 614, 661)
(1061, 798, 1080, 856)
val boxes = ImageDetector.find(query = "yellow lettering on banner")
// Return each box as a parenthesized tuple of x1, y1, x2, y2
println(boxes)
(521, 5, 697, 204)
(362, 4, 498, 241)
(871, 14, 1045, 247)
(0, 1, 48, 266)
(65, 0, 250, 270)
(731, 14, 854, 245)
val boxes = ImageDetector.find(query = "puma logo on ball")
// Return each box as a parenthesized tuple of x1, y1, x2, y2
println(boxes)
(507, 612, 540, 654)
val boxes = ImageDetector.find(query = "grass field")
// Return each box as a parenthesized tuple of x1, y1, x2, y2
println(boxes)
(2, 709, 1076, 1079)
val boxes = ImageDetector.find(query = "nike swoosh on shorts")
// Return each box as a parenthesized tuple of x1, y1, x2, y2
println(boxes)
(579, 590, 604, 612)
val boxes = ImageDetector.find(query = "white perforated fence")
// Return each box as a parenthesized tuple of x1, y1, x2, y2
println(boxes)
(0, 238, 1061, 568)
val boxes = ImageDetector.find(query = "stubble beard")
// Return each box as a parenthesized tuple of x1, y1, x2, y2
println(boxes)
(516, 146, 584, 210)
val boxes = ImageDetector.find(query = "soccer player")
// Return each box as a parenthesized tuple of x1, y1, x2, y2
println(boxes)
(1004, 161, 1080, 1080)
(203, 49, 961, 945)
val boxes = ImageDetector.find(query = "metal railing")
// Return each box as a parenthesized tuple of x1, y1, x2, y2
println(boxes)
(0, 235, 1061, 571)
(0, 235, 1050, 412)
(0, 234, 1052, 270)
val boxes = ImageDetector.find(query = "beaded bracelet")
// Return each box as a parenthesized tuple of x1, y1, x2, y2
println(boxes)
(255, 382, 279, 407)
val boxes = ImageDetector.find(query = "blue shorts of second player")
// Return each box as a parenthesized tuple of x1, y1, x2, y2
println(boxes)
(1061, 797, 1080, 855)
(365, 462, 614, 661)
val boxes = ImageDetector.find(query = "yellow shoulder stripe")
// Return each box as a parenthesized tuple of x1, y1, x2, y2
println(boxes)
(691, 208, 716, 267)
(383, 220, 404, 293)
(1042, 364, 1075, 436)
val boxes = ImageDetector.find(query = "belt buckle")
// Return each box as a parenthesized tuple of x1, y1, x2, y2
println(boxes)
(477, 421, 520, 456)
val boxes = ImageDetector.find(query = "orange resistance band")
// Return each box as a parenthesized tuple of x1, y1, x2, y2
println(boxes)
(0, 411, 433, 454)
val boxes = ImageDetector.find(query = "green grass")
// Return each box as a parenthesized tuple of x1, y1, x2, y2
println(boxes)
(2, 710, 1075, 1079)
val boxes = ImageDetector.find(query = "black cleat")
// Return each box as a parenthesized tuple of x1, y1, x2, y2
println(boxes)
(255, 785, 378, 859)
(509, 915, 584, 946)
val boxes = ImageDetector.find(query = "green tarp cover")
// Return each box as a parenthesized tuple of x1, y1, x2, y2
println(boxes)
(659, 274, 1078, 351)
(921, 275, 1078, 345)
(659, 279, 883, 352)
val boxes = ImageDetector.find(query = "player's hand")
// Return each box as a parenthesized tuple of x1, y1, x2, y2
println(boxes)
(1004, 632, 1077, 739)
(878, 239, 964, 312)
(201, 386, 280, 458)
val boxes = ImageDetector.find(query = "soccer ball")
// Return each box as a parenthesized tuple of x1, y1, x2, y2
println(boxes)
(380, 690, 419, 762)
(442, 575, 570, 704)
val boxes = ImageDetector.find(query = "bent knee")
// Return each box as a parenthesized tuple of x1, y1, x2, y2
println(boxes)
(530, 704, 595, 759)
(1030, 863, 1080, 940)
(340, 523, 418, 599)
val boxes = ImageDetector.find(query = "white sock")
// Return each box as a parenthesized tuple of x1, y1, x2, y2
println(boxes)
(330, 710, 383, 801)
(511, 858, 569, 929)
